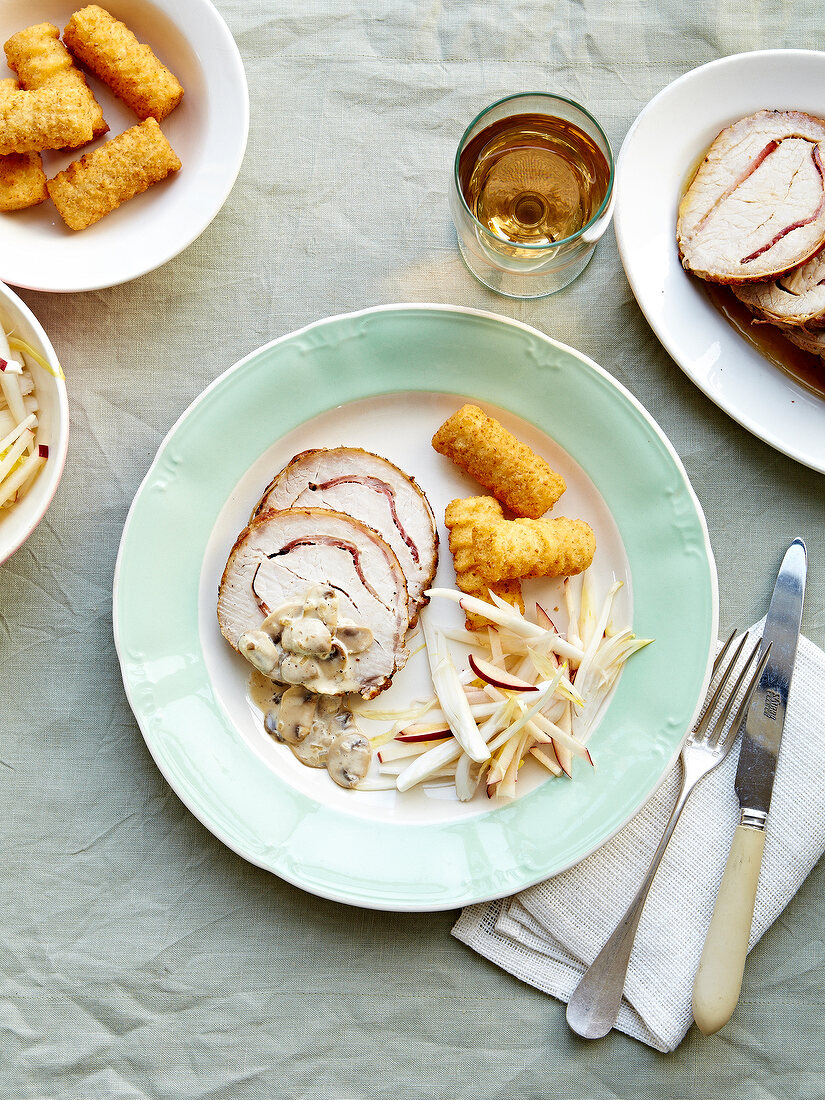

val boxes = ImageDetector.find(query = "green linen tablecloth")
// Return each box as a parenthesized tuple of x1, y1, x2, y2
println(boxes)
(2, 1, 824, 1096)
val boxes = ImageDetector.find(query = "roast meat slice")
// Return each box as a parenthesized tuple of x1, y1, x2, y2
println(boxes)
(776, 323, 825, 359)
(678, 110, 825, 283)
(732, 251, 825, 327)
(217, 508, 409, 698)
(252, 448, 438, 626)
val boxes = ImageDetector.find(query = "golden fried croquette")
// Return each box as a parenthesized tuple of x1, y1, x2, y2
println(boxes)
(0, 149, 48, 211)
(0, 77, 19, 104)
(445, 496, 504, 577)
(432, 404, 566, 519)
(47, 116, 181, 231)
(4, 22, 107, 139)
(444, 496, 524, 630)
(473, 516, 596, 582)
(63, 5, 184, 122)
(0, 79, 53, 211)
(0, 82, 93, 155)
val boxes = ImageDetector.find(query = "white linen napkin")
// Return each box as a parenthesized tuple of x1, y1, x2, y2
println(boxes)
(452, 624, 825, 1052)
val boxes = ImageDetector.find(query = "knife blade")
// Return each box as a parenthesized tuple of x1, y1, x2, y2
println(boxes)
(734, 538, 807, 823)
(692, 538, 807, 1037)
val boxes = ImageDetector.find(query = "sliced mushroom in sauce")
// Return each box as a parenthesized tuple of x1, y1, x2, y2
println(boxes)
(237, 583, 375, 695)
(326, 731, 372, 789)
(242, 589, 378, 787)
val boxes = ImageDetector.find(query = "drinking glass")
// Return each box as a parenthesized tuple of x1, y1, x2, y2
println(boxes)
(450, 93, 615, 298)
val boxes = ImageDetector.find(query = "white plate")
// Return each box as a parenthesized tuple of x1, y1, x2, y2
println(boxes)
(614, 50, 825, 474)
(114, 305, 717, 910)
(0, 0, 248, 292)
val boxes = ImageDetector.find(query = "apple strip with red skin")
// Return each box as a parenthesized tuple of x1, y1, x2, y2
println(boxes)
(468, 653, 539, 692)
(395, 700, 512, 792)
(478, 677, 567, 728)
(0, 449, 45, 509)
(392, 737, 463, 790)
(534, 602, 558, 632)
(377, 738, 450, 763)
(0, 358, 28, 428)
(530, 711, 593, 764)
(550, 703, 575, 776)
(530, 742, 564, 778)
(487, 588, 588, 663)
(468, 627, 582, 704)
(395, 726, 452, 743)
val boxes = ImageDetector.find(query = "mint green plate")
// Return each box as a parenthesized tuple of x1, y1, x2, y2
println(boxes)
(113, 305, 717, 911)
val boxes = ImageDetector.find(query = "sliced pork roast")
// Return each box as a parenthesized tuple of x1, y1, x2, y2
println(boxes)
(776, 323, 825, 358)
(252, 448, 438, 626)
(732, 250, 825, 327)
(217, 508, 409, 699)
(678, 110, 825, 283)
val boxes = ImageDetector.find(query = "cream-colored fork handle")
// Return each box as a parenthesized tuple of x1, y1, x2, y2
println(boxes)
(692, 824, 766, 1036)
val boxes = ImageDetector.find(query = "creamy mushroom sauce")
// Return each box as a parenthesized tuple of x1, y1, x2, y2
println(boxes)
(241, 585, 374, 789)
(238, 583, 374, 694)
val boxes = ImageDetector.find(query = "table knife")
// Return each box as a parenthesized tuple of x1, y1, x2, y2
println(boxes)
(692, 537, 807, 1036)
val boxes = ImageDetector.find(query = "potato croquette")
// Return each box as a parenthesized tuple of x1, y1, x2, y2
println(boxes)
(0, 150, 48, 211)
(63, 5, 184, 122)
(432, 404, 566, 519)
(444, 496, 524, 630)
(4, 22, 107, 138)
(0, 82, 93, 155)
(0, 72, 63, 213)
(0, 76, 19, 101)
(473, 517, 596, 582)
(47, 116, 181, 231)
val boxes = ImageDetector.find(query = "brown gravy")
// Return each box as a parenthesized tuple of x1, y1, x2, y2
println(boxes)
(698, 279, 825, 403)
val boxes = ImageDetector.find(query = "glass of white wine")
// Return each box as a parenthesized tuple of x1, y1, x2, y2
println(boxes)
(450, 93, 615, 298)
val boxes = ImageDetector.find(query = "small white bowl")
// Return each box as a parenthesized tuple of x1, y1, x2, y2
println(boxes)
(0, 282, 69, 563)
(0, 0, 249, 292)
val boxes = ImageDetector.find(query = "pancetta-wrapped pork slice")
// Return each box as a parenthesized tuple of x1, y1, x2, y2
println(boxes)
(678, 110, 825, 283)
(732, 250, 825, 327)
(252, 447, 438, 626)
(217, 508, 409, 699)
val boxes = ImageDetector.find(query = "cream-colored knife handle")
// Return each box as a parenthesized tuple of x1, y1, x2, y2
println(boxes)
(692, 824, 766, 1036)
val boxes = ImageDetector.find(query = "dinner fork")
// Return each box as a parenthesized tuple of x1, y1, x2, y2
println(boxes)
(565, 630, 771, 1040)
